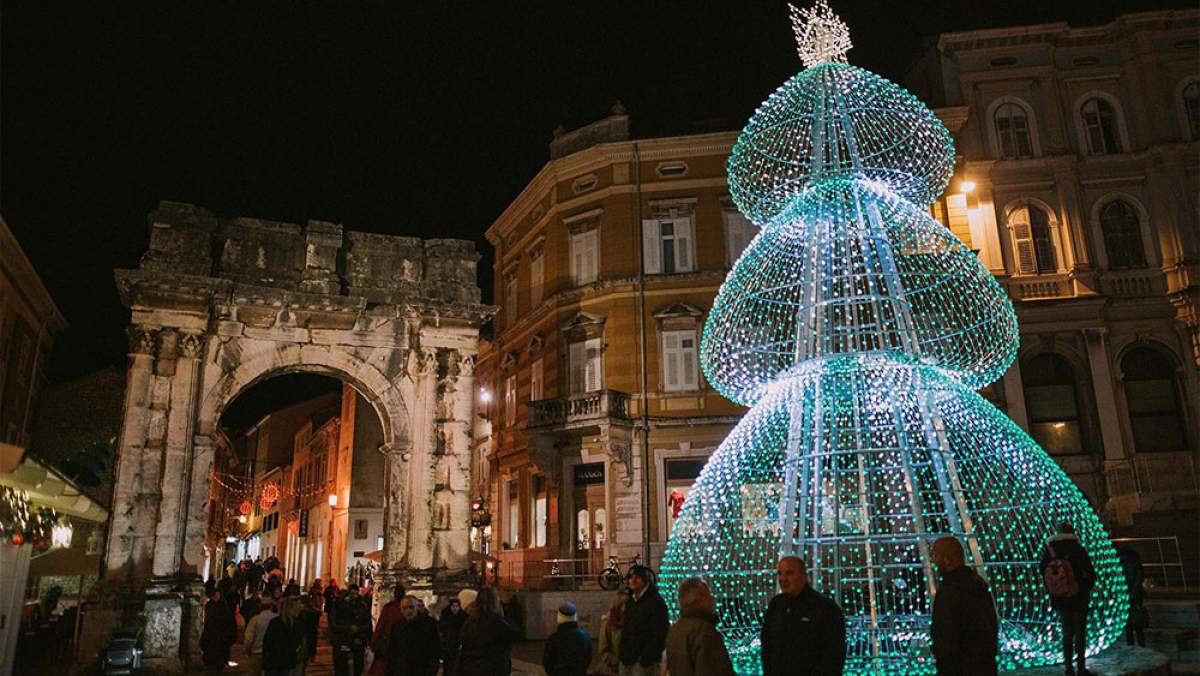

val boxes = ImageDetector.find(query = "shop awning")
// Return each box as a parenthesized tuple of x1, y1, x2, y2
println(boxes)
(0, 443, 108, 522)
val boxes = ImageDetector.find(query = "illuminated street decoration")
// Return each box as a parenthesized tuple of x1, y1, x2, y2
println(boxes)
(659, 3, 1126, 673)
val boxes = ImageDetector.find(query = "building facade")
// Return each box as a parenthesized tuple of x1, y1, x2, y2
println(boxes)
(479, 8, 1199, 589)
(907, 9, 1199, 564)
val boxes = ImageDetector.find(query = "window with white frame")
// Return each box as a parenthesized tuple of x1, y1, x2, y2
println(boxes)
(723, 209, 759, 266)
(1182, 81, 1200, 140)
(994, 102, 1034, 160)
(1009, 204, 1058, 275)
(1081, 97, 1123, 155)
(570, 230, 598, 286)
(530, 358, 544, 401)
(662, 329, 699, 391)
(569, 337, 603, 394)
(504, 374, 516, 426)
(529, 250, 544, 307)
(505, 273, 519, 327)
(643, 217, 694, 274)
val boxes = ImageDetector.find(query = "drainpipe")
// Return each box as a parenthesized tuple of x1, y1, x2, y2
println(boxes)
(633, 141, 652, 565)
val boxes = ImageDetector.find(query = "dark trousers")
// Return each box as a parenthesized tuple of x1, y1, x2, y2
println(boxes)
(1058, 605, 1089, 669)
(333, 644, 364, 676)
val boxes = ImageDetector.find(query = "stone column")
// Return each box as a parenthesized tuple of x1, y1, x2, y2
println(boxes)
(406, 348, 439, 579)
(434, 352, 474, 574)
(379, 443, 410, 578)
(151, 331, 204, 579)
(105, 326, 158, 581)
(1000, 359, 1030, 432)
(1083, 329, 1128, 463)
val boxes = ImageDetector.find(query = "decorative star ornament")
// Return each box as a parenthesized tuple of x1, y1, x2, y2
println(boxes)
(789, 0, 852, 68)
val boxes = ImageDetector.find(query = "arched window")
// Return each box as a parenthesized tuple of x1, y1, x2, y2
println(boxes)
(1122, 347, 1186, 453)
(1009, 204, 1057, 274)
(1024, 353, 1084, 455)
(1183, 81, 1200, 140)
(1099, 200, 1146, 270)
(1081, 97, 1123, 155)
(994, 102, 1034, 159)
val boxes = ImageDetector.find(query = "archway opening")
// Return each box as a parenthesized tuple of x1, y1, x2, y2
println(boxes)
(204, 371, 386, 595)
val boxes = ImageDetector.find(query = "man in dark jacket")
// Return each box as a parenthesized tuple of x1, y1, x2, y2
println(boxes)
(331, 583, 373, 676)
(618, 566, 669, 675)
(543, 602, 593, 676)
(1039, 523, 1096, 676)
(760, 556, 845, 675)
(930, 536, 999, 675)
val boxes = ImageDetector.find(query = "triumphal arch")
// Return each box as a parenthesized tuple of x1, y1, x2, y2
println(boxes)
(96, 201, 493, 670)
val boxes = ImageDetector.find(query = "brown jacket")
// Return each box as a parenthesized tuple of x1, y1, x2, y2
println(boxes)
(664, 611, 735, 676)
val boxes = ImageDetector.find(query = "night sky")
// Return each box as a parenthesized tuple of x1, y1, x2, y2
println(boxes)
(3, 1, 1189, 386)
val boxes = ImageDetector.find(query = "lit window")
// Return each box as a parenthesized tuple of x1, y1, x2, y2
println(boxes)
(1099, 200, 1146, 270)
(994, 102, 1033, 159)
(507, 480, 520, 547)
(570, 230, 599, 286)
(1122, 348, 1186, 453)
(530, 475, 547, 548)
(662, 330, 699, 392)
(643, 218, 694, 274)
(504, 374, 517, 426)
(1081, 97, 1122, 155)
(1009, 205, 1057, 274)
(1023, 353, 1084, 456)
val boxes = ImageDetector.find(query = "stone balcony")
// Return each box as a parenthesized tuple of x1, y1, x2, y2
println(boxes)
(527, 389, 633, 431)
(1099, 268, 1166, 298)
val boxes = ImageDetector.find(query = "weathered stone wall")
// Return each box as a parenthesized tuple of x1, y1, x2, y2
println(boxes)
(94, 201, 494, 671)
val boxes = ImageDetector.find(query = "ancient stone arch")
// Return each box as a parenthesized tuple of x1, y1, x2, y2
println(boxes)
(95, 202, 493, 670)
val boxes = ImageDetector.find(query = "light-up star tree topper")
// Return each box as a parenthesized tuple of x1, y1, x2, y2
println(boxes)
(657, 3, 1126, 673)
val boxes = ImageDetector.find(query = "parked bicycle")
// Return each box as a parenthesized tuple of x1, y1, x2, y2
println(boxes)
(598, 554, 656, 590)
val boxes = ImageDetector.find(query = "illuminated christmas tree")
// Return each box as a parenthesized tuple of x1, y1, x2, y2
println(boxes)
(658, 3, 1126, 673)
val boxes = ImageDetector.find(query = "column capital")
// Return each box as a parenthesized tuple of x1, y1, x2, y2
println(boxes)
(178, 332, 204, 359)
(129, 325, 158, 356)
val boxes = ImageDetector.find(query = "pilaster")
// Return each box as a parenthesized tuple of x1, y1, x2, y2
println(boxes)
(1000, 359, 1030, 432)
(1083, 328, 1128, 463)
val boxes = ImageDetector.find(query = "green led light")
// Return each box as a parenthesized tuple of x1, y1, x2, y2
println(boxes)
(660, 4, 1126, 674)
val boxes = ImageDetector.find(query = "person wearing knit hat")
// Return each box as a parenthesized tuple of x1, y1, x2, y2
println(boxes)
(544, 601, 592, 676)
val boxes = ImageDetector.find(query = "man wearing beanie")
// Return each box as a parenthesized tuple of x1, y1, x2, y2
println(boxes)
(543, 602, 592, 676)
(618, 566, 669, 676)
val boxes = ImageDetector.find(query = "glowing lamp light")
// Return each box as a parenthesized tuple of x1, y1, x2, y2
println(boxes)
(51, 523, 73, 549)
(960, 179, 977, 193)
(479, 388, 491, 404)
(328, 493, 338, 507)
(237, 515, 248, 524)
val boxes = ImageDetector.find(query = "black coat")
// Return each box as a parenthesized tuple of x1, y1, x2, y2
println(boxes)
(331, 595, 373, 647)
(386, 614, 441, 676)
(1038, 534, 1096, 609)
(262, 617, 304, 670)
(543, 621, 593, 676)
(760, 587, 846, 676)
(454, 612, 520, 676)
(618, 587, 669, 667)
(199, 600, 236, 667)
(931, 567, 999, 676)
(439, 606, 467, 664)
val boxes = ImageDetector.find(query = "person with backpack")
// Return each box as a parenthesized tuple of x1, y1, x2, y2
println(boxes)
(1039, 522, 1096, 676)
(929, 536, 999, 675)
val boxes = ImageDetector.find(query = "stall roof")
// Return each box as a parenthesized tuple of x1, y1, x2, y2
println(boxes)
(0, 443, 109, 522)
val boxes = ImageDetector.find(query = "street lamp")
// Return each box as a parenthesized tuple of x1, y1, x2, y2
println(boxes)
(328, 493, 338, 507)
(959, 179, 976, 193)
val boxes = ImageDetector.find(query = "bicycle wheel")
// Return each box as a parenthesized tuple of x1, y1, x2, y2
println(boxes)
(598, 568, 622, 590)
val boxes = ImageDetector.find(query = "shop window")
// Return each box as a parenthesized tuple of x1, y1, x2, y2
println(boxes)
(1122, 348, 1186, 452)
(665, 457, 706, 537)
(1023, 353, 1084, 455)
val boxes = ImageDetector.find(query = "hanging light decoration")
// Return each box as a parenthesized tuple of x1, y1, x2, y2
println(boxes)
(658, 3, 1125, 674)
(259, 483, 280, 511)
(238, 499, 253, 516)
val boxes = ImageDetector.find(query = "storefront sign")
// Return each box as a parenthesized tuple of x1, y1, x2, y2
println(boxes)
(573, 462, 605, 485)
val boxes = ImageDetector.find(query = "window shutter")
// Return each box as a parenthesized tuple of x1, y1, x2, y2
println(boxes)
(663, 332, 680, 390)
(642, 220, 661, 274)
(530, 255, 544, 306)
(584, 232, 598, 283)
(675, 218, 693, 272)
(572, 237, 584, 285)
(1010, 206, 1038, 274)
(530, 359, 544, 401)
(681, 335, 698, 389)
(569, 341, 586, 394)
(585, 338, 602, 392)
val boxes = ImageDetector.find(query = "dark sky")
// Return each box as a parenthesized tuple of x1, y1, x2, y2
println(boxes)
(3, 1, 1189, 384)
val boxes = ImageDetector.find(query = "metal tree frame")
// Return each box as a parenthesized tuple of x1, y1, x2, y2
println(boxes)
(658, 3, 1126, 674)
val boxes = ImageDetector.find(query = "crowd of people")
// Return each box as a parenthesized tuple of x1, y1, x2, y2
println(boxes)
(197, 521, 1147, 676)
